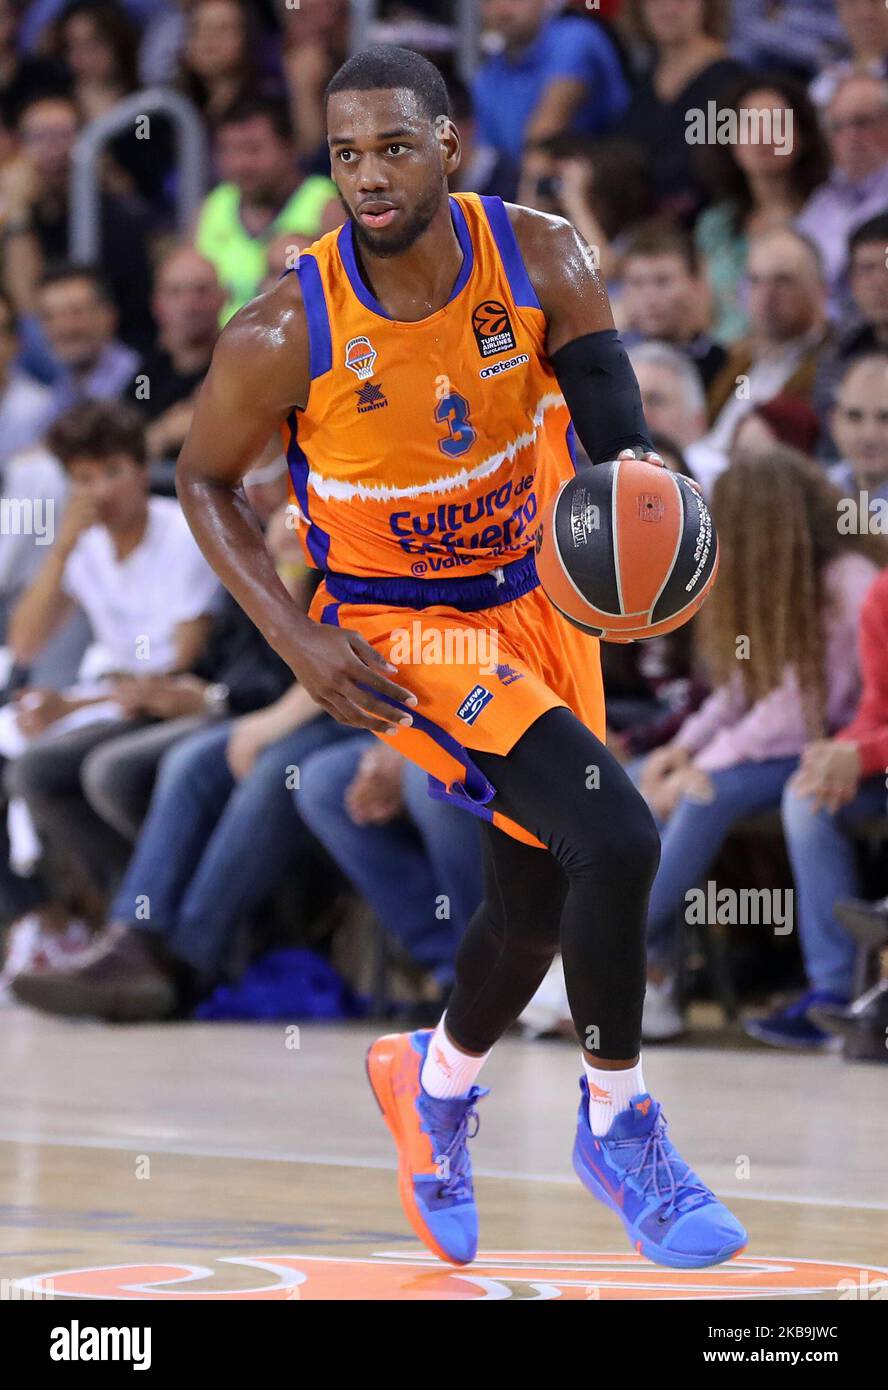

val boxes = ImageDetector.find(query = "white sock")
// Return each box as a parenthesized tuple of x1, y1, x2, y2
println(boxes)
(420, 1016, 490, 1099)
(582, 1056, 647, 1137)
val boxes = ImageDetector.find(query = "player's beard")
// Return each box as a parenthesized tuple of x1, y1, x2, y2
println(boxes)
(346, 183, 443, 259)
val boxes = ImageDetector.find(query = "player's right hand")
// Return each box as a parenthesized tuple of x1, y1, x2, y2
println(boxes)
(287, 622, 417, 735)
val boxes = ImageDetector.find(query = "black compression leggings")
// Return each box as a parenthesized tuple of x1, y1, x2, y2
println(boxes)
(444, 706, 661, 1061)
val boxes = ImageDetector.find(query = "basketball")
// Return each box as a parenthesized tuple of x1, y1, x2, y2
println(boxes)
(535, 457, 718, 642)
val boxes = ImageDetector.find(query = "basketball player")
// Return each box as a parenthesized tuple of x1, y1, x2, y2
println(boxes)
(177, 46, 746, 1269)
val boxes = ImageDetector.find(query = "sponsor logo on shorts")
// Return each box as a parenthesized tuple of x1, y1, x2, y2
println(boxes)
(355, 382, 388, 413)
(456, 684, 494, 725)
(345, 336, 378, 380)
(479, 353, 529, 379)
(472, 300, 516, 358)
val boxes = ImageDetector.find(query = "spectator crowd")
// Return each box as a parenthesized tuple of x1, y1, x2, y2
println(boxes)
(0, 0, 887, 1061)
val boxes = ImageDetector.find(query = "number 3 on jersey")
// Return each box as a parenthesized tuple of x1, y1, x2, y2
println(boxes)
(435, 392, 476, 458)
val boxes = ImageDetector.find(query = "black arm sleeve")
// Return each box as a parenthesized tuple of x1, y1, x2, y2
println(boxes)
(549, 328, 654, 466)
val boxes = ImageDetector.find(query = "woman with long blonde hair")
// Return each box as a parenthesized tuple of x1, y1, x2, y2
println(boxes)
(637, 447, 884, 1040)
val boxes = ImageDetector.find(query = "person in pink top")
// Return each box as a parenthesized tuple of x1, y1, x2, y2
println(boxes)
(763, 565, 888, 1050)
(634, 448, 882, 1041)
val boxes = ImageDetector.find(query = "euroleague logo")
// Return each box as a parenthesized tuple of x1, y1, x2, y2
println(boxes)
(472, 300, 517, 359)
(13, 1252, 888, 1301)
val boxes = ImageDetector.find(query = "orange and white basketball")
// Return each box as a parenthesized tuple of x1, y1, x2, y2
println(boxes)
(535, 457, 718, 642)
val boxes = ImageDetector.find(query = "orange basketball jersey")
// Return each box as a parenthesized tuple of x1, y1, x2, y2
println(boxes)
(284, 192, 576, 578)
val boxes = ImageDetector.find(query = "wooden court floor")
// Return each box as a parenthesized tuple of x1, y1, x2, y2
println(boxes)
(0, 1006, 886, 1300)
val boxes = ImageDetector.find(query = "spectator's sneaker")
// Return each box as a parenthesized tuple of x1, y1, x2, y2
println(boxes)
(573, 1080, 747, 1269)
(642, 974, 685, 1042)
(10, 923, 177, 1022)
(743, 989, 847, 1050)
(0, 912, 91, 1000)
(366, 1030, 487, 1266)
(809, 981, 888, 1041)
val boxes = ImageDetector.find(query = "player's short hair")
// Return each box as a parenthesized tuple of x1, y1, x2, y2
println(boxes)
(622, 222, 699, 277)
(628, 341, 707, 417)
(49, 401, 147, 469)
(325, 44, 450, 122)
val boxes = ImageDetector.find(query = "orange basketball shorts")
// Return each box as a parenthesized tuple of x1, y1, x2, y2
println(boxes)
(308, 555, 605, 847)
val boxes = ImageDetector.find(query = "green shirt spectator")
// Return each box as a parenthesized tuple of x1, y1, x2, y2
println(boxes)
(194, 97, 337, 323)
(196, 175, 335, 322)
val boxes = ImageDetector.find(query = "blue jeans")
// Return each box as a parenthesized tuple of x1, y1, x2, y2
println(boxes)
(780, 774, 887, 995)
(645, 757, 800, 966)
(294, 736, 483, 985)
(112, 714, 352, 980)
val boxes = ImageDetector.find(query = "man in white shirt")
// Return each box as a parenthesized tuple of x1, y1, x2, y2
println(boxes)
(3, 400, 221, 899)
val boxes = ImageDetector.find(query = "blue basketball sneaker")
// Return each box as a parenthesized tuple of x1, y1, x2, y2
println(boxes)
(367, 1029, 487, 1266)
(573, 1079, 747, 1268)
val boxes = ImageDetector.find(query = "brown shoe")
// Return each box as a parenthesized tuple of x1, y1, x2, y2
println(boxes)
(10, 923, 177, 1022)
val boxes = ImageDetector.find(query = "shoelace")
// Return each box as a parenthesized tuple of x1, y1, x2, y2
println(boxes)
(419, 1095, 482, 1201)
(615, 1120, 712, 1220)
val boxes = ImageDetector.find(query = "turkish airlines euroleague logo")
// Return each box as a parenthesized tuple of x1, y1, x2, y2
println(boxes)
(472, 300, 516, 358)
(14, 1253, 888, 1300)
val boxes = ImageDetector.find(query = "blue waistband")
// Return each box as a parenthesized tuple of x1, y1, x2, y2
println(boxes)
(324, 552, 540, 612)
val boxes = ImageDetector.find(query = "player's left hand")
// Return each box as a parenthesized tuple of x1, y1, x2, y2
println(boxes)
(618, 448, 664, 469)
(617, 449, 703, 496)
